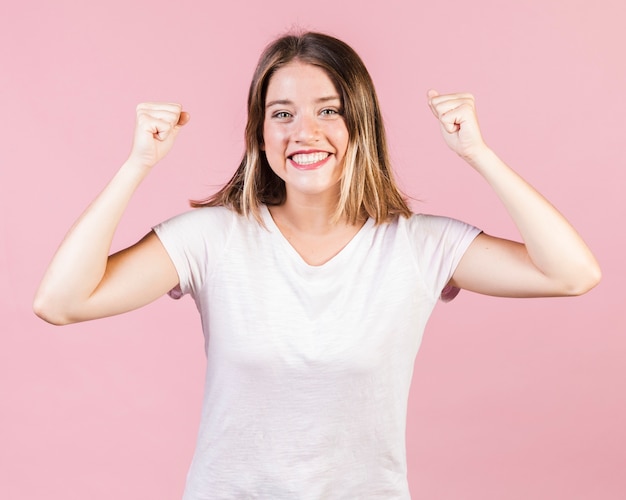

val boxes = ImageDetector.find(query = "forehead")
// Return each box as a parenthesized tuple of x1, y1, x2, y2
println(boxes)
(265, 61, 339, 101)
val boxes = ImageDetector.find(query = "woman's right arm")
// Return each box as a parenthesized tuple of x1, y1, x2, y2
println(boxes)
(33, 103, 190, 325)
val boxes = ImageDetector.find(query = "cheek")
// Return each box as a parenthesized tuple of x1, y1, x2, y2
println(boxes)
(334, 125, 350, 156)
(262, 125, 287, 153)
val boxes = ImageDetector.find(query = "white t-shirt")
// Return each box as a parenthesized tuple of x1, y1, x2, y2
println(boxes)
(154, 205, 480, 499)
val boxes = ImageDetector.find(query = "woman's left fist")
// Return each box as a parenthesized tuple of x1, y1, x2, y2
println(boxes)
(427, 90, 488, 162)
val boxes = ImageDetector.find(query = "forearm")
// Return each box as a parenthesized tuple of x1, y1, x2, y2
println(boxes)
(468, 147, 601, 293)
(34, 160, 150, 322)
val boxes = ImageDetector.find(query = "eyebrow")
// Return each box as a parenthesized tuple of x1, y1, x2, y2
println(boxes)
(265, 95, 341, 109)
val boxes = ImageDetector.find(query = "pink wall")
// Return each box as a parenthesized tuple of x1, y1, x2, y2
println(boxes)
(2, 0, 624, 498)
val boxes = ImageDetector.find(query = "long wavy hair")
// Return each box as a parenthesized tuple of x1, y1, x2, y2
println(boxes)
(192, 31, 411, 225)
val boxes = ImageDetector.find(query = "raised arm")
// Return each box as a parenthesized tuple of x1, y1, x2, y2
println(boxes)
(426, 90, 601, 297)
(33, 103, 190, 325)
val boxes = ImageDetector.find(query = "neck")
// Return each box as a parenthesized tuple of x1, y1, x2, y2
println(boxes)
(272, 187, 359, 233)
(272, 202, 337, 234)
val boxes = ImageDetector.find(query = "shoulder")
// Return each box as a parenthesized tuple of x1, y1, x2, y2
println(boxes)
(152, 206, 247, 258)
(152, 207, 250, 296)
(397, 213, 481, 301)
(402, 212, 479, 239)
(398, 213, 481, 263)
(404, 212, 464, 230)
(154, 205, 245, 238)
(159, 205, 237, 226)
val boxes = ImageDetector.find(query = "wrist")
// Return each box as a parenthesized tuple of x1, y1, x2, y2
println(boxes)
(115, 159, 154, 190)
(462, 144, 497, 170)
(120, 157, 153, 178)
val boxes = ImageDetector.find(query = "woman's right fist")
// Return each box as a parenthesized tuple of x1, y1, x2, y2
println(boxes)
(129, 102, 190, 168)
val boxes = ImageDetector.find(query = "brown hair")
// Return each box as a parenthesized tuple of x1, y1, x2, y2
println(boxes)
(192, 31, 412, 224)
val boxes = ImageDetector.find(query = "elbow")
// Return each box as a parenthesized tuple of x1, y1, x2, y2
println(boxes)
(32, 291, 74, 326)
(563, 261, 602, 296)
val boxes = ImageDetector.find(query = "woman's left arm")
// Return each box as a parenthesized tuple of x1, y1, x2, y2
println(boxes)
(427, 90, 601, 297)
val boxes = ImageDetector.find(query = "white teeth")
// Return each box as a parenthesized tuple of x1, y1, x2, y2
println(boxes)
(291, 152, 329, 165)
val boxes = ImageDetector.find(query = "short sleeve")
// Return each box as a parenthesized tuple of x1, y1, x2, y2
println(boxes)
(405, 214, 481, 302)
(152, 207, 234, 299)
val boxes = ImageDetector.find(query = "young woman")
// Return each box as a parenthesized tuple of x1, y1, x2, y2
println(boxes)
(34, 32, 600, 498)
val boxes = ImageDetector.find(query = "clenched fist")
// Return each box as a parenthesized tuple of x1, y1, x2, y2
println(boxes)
(427, 90, 488, 163)
(128, 102, 190, 168)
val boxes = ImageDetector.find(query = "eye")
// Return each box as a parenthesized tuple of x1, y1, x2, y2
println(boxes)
(320, 108, 340, 116)
(272, 111, 292, 119)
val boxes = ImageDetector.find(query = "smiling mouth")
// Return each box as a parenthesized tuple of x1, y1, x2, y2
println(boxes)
(289, 152, 330, 166)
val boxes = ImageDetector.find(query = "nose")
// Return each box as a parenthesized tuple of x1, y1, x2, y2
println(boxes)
(293, 113, 319, 143)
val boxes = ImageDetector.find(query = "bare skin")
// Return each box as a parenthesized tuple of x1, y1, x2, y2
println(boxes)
(33, 65, 601, 325)
(425, 90, 600, 297)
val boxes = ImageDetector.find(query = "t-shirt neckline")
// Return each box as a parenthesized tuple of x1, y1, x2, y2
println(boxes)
(260, 204, 375, 271)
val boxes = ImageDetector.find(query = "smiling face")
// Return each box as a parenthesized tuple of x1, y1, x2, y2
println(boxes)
(262, 61, 349, 203)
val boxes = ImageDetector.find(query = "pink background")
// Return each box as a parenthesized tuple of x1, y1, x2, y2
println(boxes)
(1, 0, 624, 498)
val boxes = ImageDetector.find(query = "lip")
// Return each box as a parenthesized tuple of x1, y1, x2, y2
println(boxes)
(288, 150, 332, 171)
